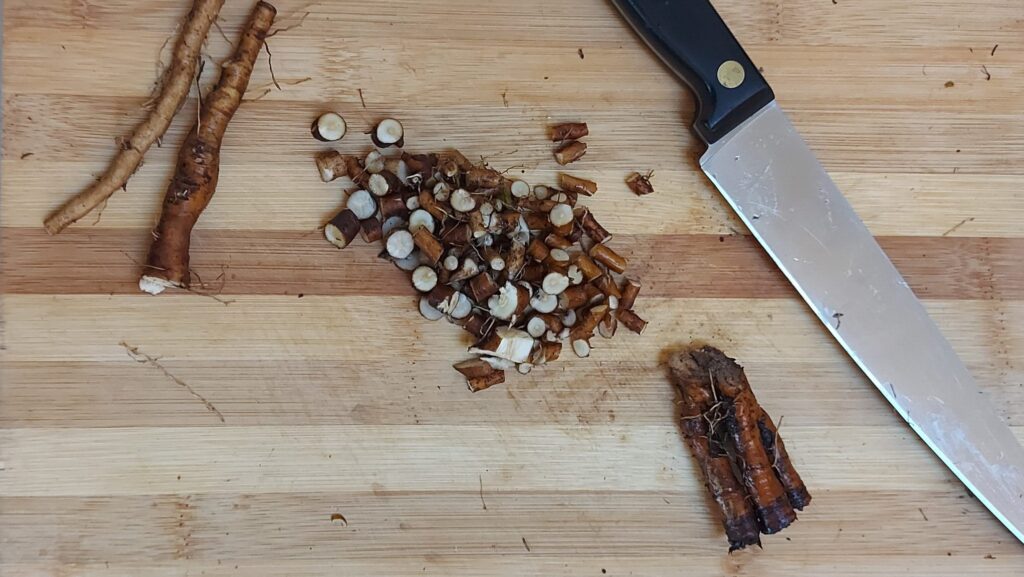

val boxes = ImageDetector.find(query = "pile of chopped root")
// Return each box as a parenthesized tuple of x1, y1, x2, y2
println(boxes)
(313, 118, 647, 391)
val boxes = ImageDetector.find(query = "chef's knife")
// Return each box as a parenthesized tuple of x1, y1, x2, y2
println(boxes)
(612, 0, 1024, 541)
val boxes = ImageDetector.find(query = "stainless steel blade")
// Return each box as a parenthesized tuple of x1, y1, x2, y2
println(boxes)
(702, 101, 1024, 541)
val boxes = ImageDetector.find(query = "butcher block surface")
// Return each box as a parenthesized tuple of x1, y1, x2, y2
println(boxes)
(2, 0, 1023, 575)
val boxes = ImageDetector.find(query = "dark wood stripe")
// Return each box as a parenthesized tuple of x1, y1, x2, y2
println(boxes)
(2, 228, 1021, 300)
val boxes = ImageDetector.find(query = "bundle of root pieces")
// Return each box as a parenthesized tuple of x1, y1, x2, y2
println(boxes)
(315, 121, 648, 391)
(669, 345, 811, 551)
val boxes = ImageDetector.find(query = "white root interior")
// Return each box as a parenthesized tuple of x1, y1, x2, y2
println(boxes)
(367, 173, 389, 196)
(386, 229, 415, 259)
(364, 150, 385, 173)
(487, 282, 519, 320)
(347, 190, 377, 220)
(139, 275, 178, 295)
(324, 223, 351, 249)
(526, 316, 548, 338)
(412, 266, 438, 292)
(375, 118, 404, 144)
(549, 204, 573, 226)
(542, 272, 569, 295)
(510, 180, 531, 198)
(450, 188, 476, 212)
(315, 112, 346, 141)
(419, 297, 444, 321)
(408, 209, 436, 234)
(530, 291, 558, 313)
(572, 339, 591, 358)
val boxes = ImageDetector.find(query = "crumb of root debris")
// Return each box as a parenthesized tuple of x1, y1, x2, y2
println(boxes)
(329, 513, 348, 525)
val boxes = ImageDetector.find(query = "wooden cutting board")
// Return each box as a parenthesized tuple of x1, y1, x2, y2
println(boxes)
(2, 0, 1022, 575)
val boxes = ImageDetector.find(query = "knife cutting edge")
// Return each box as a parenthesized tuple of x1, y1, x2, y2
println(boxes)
(612, 0, 1024, 541)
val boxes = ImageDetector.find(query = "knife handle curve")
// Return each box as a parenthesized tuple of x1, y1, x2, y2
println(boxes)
(612, 0, 774, 143)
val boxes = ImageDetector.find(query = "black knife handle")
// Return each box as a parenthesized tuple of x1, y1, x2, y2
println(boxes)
(613, 0, 774, 143)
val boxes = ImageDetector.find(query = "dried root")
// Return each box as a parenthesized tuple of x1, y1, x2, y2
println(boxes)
(669, 345, 811, 550)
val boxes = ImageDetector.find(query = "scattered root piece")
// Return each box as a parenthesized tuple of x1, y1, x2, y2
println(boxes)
(44, 0, 227, 234)
(311, 112, 347, 142)
(553, 140, 587, 165)
(559, 173, 597, 196)
(550, 122, 589, 141)
(372, 118, 404, 148)
(140, 1, 277, 295)
(315, 150, 349, 182)
(626, 171, 655, 196)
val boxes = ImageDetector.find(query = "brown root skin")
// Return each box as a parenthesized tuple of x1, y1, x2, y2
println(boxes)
(671, 345, 809, 547)
(670, 350, 761, 551)
(550, 122, 589, 141)
(140, 1, 276, 294)
(45, 0, 227, 235)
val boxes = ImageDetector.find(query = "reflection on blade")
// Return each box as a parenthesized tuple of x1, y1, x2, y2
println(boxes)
(701, 101, 1024, 542)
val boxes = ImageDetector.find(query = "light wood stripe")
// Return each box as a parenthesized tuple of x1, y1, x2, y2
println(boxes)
(3, 423, 1022, 497)
(0, 490, 1016, 562)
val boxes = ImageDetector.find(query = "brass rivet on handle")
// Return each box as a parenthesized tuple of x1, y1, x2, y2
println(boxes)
(717, 60, 745, 89)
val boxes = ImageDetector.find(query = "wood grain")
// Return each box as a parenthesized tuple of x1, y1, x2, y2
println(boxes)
(2, 0, 1023, 575)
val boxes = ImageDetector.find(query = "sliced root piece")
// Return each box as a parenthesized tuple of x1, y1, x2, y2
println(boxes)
(467, 369, 506, 392)
(412, 227, 444, 264)
(576, 208, 611, 243)
(471, 327, 535, 363)
(324, 209, 361, 249)
(529, 290, 558, 314)
(590, 243, 628, 274)
(598, 312, 618, 338)
(407, 209, 436, 235)
(542, 272, 570, 296)
(412, 266, 438, 292)
(448, 292, 474, 319)
(419, 296, 445, 321)
(549, 204, 574, 227)
(372, 118, 404, 148)
(450, 188, 476, 213)
(311, 112, 346, 142)
(510, 180, 531, 198)
(364, 150, 386, 174)
(346, 189, 377, 220)
(367, 173, 390, 197)
(386, 229, 415, 259)
(617, 308, 648, 335)
(571, 339, 591, 358)
(360, 216, 383, 243)
(620, 278, 642, 310)
(315, 151, 348, 182)
(550, 122, 589, 141)
(553, 140, 587, 165)
(559, 173, 597, 196)
(468, 272, 500, 303)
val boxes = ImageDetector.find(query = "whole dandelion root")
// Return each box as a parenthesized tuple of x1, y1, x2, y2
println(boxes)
(140, 1, 277, 294)
(670, 345, 811, 550)
(44, 0, 227, 235)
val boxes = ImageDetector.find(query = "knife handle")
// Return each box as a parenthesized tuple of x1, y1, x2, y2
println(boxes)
(613, 0, 774, 143)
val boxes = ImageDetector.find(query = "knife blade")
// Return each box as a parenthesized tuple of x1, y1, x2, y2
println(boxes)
(612, 0, 1024, 541)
